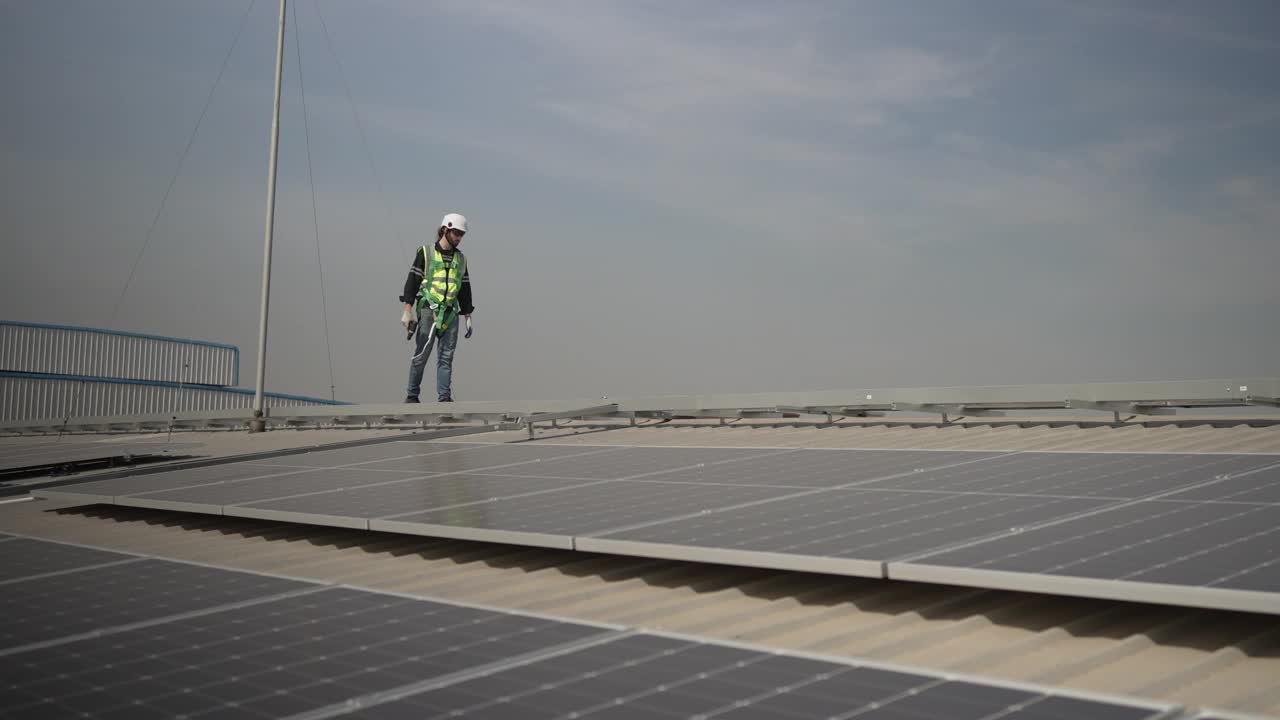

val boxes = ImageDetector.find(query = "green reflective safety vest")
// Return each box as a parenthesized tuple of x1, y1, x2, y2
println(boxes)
(417, 244, 467, 332)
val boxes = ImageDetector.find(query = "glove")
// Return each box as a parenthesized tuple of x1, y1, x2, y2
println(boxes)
(464, 315, 473, 339)
(400, 305, 413, 330)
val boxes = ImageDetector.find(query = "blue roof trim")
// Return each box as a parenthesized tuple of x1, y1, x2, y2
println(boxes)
(0, 320, 239, 352)
(0, 371, 348, 405)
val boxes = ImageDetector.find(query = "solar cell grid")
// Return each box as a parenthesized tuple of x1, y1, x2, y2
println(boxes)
(338, 633, 1167, 720)
(1162, 463, 1280, 504)
(1, 587, 610, 720)
(0, 538, 135, 583)
(377, 481, 801, 539)
(903, 499, 1280, 594)
(234, 473, 605, 523)
(0, 558, 312, 652)
(859, 452, 1277, 499)
(126, 467, 428, 511)
(622, 449, 1005, 489)
(337, 443, 611, 474)
(586, 489, 1115, 567)
(472, 446, 787, 480)
(246, 441, 471, 468)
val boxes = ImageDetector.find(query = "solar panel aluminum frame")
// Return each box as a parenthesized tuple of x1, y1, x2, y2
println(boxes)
(36, 486, 116, 505)
(574, 536, 886, 578)
(113, 494, 227, 515)
(370, 517, 575, 550)
(1186, 709, 1280, 720)
(888, 563, 1280, 616)
(223, 504, 373, 530)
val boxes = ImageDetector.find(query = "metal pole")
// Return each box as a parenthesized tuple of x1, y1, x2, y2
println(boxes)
(251, 0, 287, 433)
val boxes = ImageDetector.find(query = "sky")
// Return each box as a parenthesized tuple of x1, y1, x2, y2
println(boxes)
(1, 0, 1278, 403)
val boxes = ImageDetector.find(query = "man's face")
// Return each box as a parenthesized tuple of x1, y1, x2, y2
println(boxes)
(446, 229, 465, 247)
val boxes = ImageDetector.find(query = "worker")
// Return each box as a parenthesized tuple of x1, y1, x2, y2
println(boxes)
(400, 212, 474, 403)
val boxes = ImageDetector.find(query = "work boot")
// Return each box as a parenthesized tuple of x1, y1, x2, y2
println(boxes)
(404, 396, 419, 404)
(438, 397, 453, 403)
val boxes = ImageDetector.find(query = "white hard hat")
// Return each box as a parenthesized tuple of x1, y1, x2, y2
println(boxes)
(440, 213, 468, 233)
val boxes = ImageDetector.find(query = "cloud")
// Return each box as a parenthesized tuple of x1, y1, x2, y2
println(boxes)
(436, 1, 981, 130)
(1048, 0, 1280, 53)
(359, 0, 994, 253)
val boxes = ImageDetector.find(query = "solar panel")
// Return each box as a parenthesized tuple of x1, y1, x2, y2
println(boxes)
(1160, 463, 1280, 504)
(1, 586, 612, 720)
(896, 498, 1280, 613)
(123, 467, 431, 514)
(470, 446, 789, 480)
(316, 442, 612, 474)
(245, 440, 474, 468)
(334, 632, 1172, 720)
(0, 538, 135, 583)
(857, 452, 1279, 499)
(614, 448, 1006, 488)
(0, 556, 313, 652)
(229, 473, 609, 528)
(374, 481, 803, 549)
(581, 489, 1115, 576)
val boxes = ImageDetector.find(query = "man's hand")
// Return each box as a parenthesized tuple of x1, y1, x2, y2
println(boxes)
(400, 304, 413, 330)
(464, 315, 473, 339)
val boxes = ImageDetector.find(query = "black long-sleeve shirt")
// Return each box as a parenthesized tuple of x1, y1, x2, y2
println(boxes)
(400, 241, 474, 315)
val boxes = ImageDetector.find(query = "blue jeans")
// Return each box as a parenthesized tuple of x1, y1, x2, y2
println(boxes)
(406, 306, 460, 401)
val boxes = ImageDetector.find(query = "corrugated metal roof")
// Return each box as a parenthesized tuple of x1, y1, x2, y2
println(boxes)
(3, 420, 1279, 718)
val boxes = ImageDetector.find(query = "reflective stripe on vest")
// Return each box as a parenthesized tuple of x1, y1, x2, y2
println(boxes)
(418, 244, 466, 310)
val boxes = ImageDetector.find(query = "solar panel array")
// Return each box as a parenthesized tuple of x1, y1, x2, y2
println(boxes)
(36, 440, 1280, 614)
(0, 536, 1179, 719)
